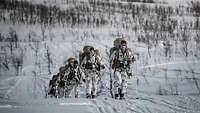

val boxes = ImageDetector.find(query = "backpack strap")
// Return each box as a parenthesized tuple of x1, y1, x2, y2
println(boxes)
(76, 67, 82, 81)
(66, 65, 78, 81)
(115, 48, 120, 61)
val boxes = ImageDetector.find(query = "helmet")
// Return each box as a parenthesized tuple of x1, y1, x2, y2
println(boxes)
(83, 45, 94, 54)
(68, 57, 76, 64)
(89, 47, 95, 52)
(120, 40, 127, 46)
(94, 49, 100, 56)
(120, 40, 127, 50)
(113, 38, 127, 48)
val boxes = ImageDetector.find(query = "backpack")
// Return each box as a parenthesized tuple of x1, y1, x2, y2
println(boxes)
(49, 73, 60, 87)
(110, 38, 127, 69)
(66, 65, 82, 83)
(83, 55, 100, 70)
(79, 45, 94, 65)
(110, 48, 120, 69)
(94, 49, 101, 71)
(67, 68, 76, 81)
(59, 65, 68, 79)
(80, 46, 101, 71)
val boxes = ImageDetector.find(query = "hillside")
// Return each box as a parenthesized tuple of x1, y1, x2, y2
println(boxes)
(0, 0, 200, 113)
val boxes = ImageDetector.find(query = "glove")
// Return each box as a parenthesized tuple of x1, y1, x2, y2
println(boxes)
(127, 73, 133, 78)
(74, 60, 78, 65)
(82, 64, 85, 68)
(119, 62, 124, 67)
(132, 56, 136, 62)
(101, 65, 105, 69)
(124, 60, 128, 66)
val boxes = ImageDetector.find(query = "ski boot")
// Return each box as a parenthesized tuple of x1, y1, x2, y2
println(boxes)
(119, 88, 125, 100)
(91, 95, 96, 99)
(119, 93, 125, 100)
(86, 93, 91, 99)
(115, 94, 119, 99)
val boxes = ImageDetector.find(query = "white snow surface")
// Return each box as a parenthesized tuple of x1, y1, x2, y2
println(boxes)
(1, 0, 200, 113)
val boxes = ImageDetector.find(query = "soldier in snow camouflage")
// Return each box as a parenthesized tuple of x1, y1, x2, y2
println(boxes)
(110, 40, 135, 99)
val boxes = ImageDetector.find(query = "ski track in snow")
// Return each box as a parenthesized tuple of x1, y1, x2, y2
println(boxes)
(0, 76, 22, 99)
(1, 0, 200, 112)
(88, 94, 200, 113)
(138, 59, 200, 70)
(1, 59, 200, 113)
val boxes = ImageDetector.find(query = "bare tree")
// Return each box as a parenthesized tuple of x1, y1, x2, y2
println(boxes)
(194, 31, 200, 57)
(49, 28, 55, 41)
(163, 40, 172, 57)
(2, 54, 10, 71)
(191, 70, 200, 95)
(158, 85, 163, 95)
(32, 70, 38, 98)
(29, 40, 41, 74)
(10, 30, 18, 48)
(45, 44, 53, 75)
(180, 25, 190, 57)
(11, 48, 24, 76)
(145, 32, 152, 58)
(191, 1, 200, 17)
(41, 25, 46, 41)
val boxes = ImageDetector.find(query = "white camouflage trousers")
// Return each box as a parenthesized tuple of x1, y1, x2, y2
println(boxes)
(65, 80, 79, 98)
(85, 70, 99, 96)
(113, 70, 128, 94)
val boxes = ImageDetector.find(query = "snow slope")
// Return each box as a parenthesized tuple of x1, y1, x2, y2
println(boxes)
(1, 66, 200, 113)
(0, 0, 200, 113)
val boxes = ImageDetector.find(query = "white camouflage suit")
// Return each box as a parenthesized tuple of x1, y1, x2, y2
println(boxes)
(110, 48, 134, 97)
(81, 54, 100, 97)
(62, 65, 85, 98)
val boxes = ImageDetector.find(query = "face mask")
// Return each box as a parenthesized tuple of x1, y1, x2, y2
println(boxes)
(69, 63, 74, 67)
(90, 51, 95, 56)
(74, 64, 77, 68)
(121, 45, 126, 51)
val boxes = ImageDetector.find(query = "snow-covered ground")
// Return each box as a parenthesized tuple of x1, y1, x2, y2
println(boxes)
(0, 0, 200, 113)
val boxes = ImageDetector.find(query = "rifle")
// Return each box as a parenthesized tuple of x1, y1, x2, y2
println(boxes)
(107, 63, 114, 98)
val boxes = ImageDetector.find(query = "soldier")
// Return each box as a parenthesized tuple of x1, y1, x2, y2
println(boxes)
(48, 73, 61, 97)
(110, 40, 135, 100)
(60, 57, 85, 98)
(81, 47, 102, 98)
